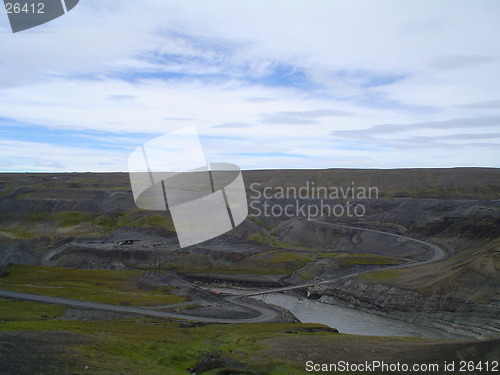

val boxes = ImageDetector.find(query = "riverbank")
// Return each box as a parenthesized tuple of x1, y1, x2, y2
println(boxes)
(206, 285, 470, 340)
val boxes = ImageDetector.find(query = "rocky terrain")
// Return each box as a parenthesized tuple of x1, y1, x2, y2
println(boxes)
(0, 169, 498, 341)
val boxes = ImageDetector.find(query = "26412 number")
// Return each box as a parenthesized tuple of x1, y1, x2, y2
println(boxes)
(5, 2, 45, 14)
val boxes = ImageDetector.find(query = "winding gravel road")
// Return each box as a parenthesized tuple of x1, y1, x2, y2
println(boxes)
(0, 289, 279, 324)
(0, 219, 446, 324)
(243, 219, 446, 297)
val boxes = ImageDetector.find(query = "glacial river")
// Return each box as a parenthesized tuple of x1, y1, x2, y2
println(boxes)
(209, 287, 467, 339)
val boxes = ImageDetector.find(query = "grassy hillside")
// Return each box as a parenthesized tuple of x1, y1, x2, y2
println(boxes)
(361, 238, 500, 303)
(0, 168, 497, 242)
(0, 264, 184, 307)
(1, 304, 498, 375)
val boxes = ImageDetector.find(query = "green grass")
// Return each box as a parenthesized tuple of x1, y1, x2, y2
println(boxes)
(270, 251, 312, 263)
(247, 233, 296, 249)
(110, 212, 175, 231)
(28, 212, 48, 222)
(0, 185, 14, 197)
(160, 250, 401, 279)
(136, 214, 175, 230)
(234, 250, 312, 275)
(289, 252, 401, 282)
(0, 315, 447, 375)
(93, 214, 114, 230)
(90, 212, 174, 232)
(332, 253, 399, 266)
(0, 319, 328, 374)
(360, 269, 401, 282)
(0, 264, 184, 307)
(115, 212, 138, 228)
(0, 226, 38, 239)
(1, 211, 176, 239)
(161, 250, 313, 276)
(0, 298, 66, 321)
(52, 211, 94, 227)
(25, 210, 172, 231)
(249, 216, 272, 230)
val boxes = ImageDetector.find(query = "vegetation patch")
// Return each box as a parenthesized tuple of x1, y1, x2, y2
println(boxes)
(247, 233, 295, 249)
(333, 253, 399, 266)
(0, 185, 14, 197)
(249, 216, 271, 230)
(161, 250, 313, 276)
(52, 211, 94, 227)
(161, 250, 399, 279)
(0, 316, 468, 375)
(0, 298, 66, 321)
(3, 211, 175, 239)
(93, 214, 114, 231)
(0, 319, 340, 374)
(136, 214, 175, 230)
(0, 264, 184, 307)
(28, 212, 48, 223)
(360, 269, 401, 282)
(0, 226, 38, 239)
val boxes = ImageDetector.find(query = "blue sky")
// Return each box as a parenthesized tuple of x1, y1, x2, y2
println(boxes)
(0, 0, 499, 171)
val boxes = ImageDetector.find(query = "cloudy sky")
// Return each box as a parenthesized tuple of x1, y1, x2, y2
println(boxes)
(0, 0, 499, 171)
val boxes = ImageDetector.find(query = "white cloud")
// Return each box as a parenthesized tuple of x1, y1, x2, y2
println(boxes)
(0, 0, 499, 171)
(0, 139, 128, 171)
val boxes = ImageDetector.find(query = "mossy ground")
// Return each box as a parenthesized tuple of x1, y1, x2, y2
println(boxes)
(0, 211, 175, 240)
(162, 250, 314, 276)
(0, 309, 451, 375)
(52, 211, 175, 232)
(159, 248, 402, 282)
(0, 303, 484, 375)
(359, 269, 401, 282)
(0, 264, 184, 307)
(328, 253, 399, 266)
(0, 298, 66, 321)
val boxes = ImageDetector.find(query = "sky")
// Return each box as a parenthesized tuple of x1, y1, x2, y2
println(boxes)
(0, 0, 499, 172)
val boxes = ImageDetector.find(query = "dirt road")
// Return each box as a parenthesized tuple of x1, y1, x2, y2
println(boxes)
(0, 219, 447, 323)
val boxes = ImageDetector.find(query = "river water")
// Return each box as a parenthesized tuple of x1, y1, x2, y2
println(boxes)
(209, 287, 465, 339)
